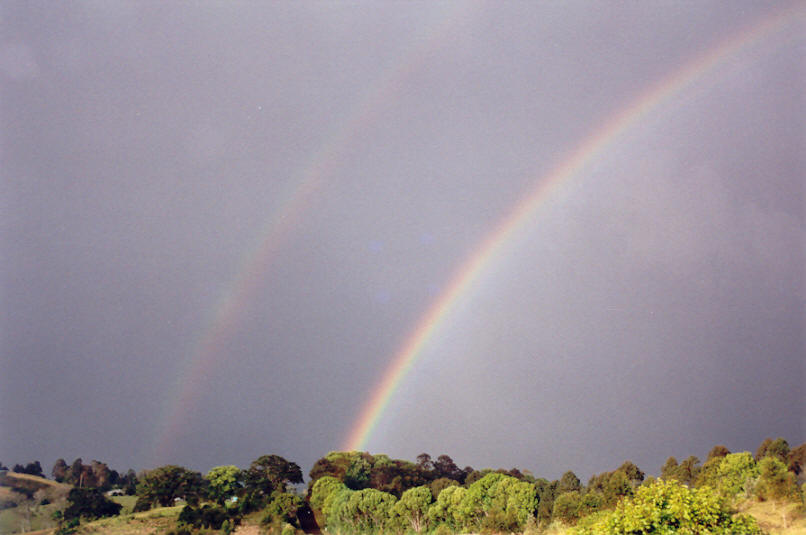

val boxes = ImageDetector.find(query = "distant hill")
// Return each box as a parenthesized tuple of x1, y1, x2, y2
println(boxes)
(0, 471, 68, 493)
(0, 471, 70, 534)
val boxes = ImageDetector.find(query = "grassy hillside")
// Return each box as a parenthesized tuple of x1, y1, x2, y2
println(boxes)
(0, 472, 68, 493)
(73, 505, 183, 535)
(73, 507, 272, 535)
(737, 499, 806, 535)
(0, 472, 71, 534)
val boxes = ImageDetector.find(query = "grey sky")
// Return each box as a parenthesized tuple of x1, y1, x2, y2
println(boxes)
(2, 1, 803, 482)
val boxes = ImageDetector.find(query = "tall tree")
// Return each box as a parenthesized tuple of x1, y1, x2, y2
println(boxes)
(69, 458, 84, 486)
(706, 445, 731, 461)
(90, 460, 112, 489)
(755, 456, 799, 501)
(433, 455, 462, 481)
(660, 456, 679, 480)
(344, 457, 371, 491)
(206, 465, 243, 505)
(245, 455, 303, 497)
(391, 486, 432, 533)
(558, 470, 581, 494)
(677, 456, 701, 486)
(415, 453, 434, 477)
(716, 452, 759, 497)
(64, 488, 122, 521)
(787, 442, 806, 475)
(136, 465, 206, 508)
(616, 461, 645, 486)
(756, 437, 790, 463)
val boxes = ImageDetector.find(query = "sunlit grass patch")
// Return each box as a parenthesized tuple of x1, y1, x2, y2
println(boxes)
(737, 499, 806, 535)
(73, 505, 183, 534)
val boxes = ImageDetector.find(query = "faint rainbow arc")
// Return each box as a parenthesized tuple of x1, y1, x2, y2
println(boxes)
(151, 4, 480, 464)
(344, 5, 803, 452)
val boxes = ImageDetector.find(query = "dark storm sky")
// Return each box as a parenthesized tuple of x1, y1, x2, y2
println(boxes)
(2, 1, 803, 481)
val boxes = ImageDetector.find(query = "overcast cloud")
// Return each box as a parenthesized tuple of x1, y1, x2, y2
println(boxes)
(1, 1, 803, 481)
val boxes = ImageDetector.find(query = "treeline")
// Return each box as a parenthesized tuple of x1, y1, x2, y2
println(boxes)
(304, 440, 805, 533)
(0, 458, 138, 494)
(3, 436, 805, 534)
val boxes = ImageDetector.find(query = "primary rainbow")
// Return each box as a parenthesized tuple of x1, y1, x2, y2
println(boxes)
(151, 4, 480, 464)
(344, 4, 803, 452)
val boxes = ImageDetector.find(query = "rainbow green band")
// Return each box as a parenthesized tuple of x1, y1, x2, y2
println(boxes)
(344, 5, 802, 452)
(151, 4, 479, 464)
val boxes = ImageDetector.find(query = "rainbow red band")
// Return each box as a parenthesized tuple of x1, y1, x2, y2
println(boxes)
(343, 4, 803, 453)
(150, 4, 480, 465)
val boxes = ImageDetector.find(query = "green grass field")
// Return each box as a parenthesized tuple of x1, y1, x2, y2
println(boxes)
(74, 505, 184, 535)
(0, 473, 71, 534)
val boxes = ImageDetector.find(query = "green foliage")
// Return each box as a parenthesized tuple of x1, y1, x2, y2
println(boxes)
(205, 465, 243, 505)
(464, 469, 490, 486)
(355, 488, 397, 532)
(788, 442, 806, 475)
(579, 491, 603, 517)
(132, 495, 152, 512)
(51, 509, 79, 535)
(262, 491, 303, 526)
(716, 452, 759, 498)
(533, 478, 557, 527)
(12, 461, 44, 478)
(659, 457, 678, 481)
(693, 455, 722, 489)
(553, 491, 582, 525)
(55, 517, 79, 535)
(427, 483, 466, 530)
(706, 445, 731, 461)
(676, 455, 701, 486)
(136, 465, 206, 508)
(433, 455, 464, 482)
(459, 472, 537, 532)
(559, 470, 581, 493)
(52, 459, 68, 482)
(52, 458, 114, 489)
(63, 487, 122, 521)
(309, 451, 369, 486)
(345, 457, 372, 490)
(574, 478, 763, 535)
(391, 485, 432, 533)
(616, 461, 645, 486)
(587, 465, 640, 509)
(246, 454, 303, 496)
(178, 503, 234, 530)
(755, 456, 800, 502)
(120, 468, 139, 495)
(310, 475, 345, 511)
(308, 451, 429, 498)
(322, 486, 354, 530)
(756, 437, 790, 462)
(604, 470, 634, 506)
(429, 477, 458, 499)
(328, 487, 397, 533)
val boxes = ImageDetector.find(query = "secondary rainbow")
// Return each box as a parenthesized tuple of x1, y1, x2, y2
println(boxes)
(151, 4, 480, 464)
(344, 5, 803, 452)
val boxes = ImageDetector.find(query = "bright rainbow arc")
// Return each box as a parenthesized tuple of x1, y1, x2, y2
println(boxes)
(344, 5, 803, 452)
(151, 4, 480, 465)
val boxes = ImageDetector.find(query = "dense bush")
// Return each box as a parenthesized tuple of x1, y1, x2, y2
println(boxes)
(178, 503, 235, 530)
(755, 456, 800, 502)
(262, 491, 304, 527)
(574, 478, 762, 534)
(390, 485, 432, 533)
(716, 452, 759, 498)
(63, 487, 122, 521)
